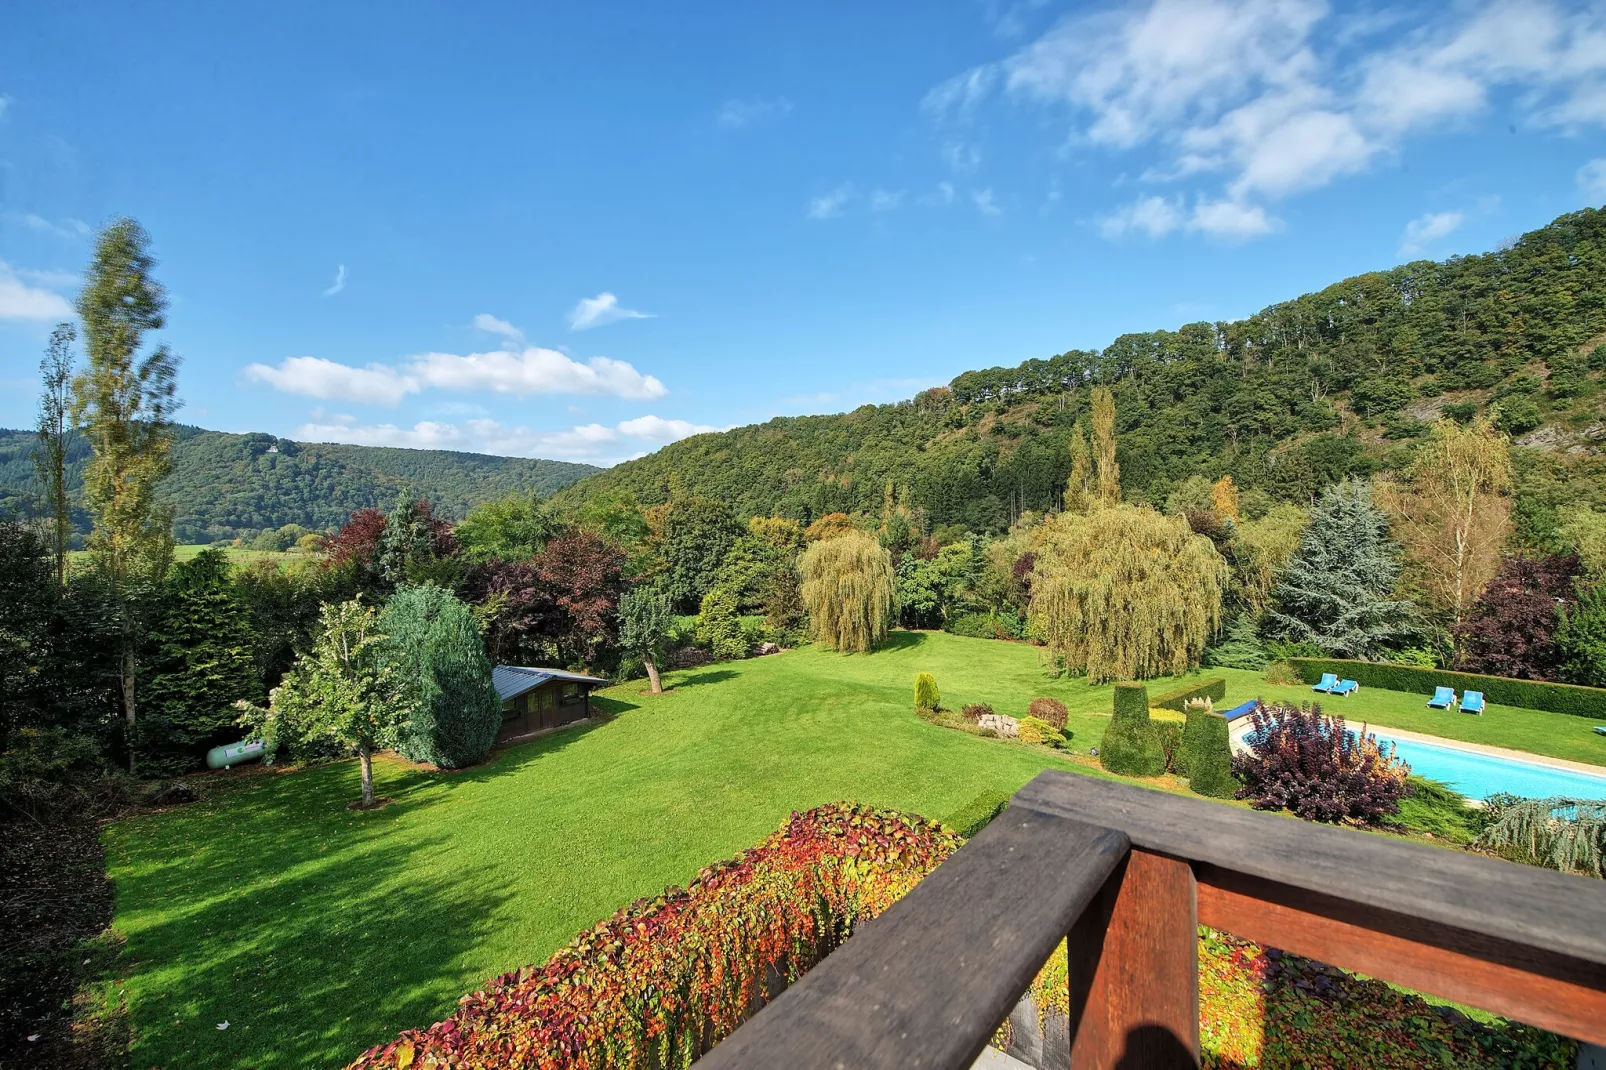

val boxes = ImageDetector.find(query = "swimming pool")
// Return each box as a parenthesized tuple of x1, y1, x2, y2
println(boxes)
(1371, 732, 1606, 802)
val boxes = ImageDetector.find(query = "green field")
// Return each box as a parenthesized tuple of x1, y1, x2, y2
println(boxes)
(101, 632, 1606, 1068)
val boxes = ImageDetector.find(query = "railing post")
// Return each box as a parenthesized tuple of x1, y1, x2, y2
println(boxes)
(1067, 848, 1199, 1069)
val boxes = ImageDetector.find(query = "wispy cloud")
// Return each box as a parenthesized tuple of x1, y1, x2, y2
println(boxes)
(1397, 210, 1465, 258)
(972, 188, 1004, 216)
(1582, 159, 1606, 202)
(322, 264, 346, 297)
(293, 413, 717, 465)
(942, 141, 983, 172)
(807, 184, 855, 220)
(927, 0, 1606, 241)
(717, 96, 793, 130)
(1096, 193, 1278, 241)
(567, 292, 654, 331)
(243, 317, 668, 404)
(0, 259, 75, 322)
(472, 313, 525, 344)
(869, 188, 905, 213)
(21, 214, 91, 240)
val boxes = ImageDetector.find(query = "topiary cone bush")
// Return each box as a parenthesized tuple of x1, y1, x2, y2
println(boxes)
(914, 672, 940, 713)
(1175, 697, 1214, 778)
(1100, 683, 1165, 776)
(1185, 711, 1236, 799)
(1028, 696, 1068, 731)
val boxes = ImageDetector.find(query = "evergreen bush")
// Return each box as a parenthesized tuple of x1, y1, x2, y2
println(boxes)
(1100, 683, 1164, 776)
(1018, 716, 1069, 748)
(695, 588, 748, 661)
(1184, 711, 1236, 798)
(380, 586, 502, 770)
(942, 790, 1011, 838)
(913, 673, 940, 712)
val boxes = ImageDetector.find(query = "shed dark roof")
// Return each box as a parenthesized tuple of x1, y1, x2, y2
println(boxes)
(492, 665, 608, 703)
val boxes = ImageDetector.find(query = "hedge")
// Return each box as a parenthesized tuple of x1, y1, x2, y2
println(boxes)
(1102, 683, 1165, 777)
(346, 804, 959, 1070)
(1287, 659, 1606, 720)
(1151, 677, 1227, 712)
(942, 790, 1011, 838)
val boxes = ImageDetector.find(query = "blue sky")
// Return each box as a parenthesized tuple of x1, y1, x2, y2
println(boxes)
(1, 1, 1604, 466)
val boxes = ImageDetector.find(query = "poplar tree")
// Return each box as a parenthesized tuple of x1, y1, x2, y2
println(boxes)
(71, 219, 180, 771)
(1090, 386, 1120, 505)
(1065, 421, 1093, 513)
(35, 322, 76, 588)
(1029, 505, 1227, 682)
(799, 530, 894, 653)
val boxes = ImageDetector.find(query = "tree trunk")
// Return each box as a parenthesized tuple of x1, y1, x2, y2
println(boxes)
(121, 645, 138, 775)
(644, 653, 663, 694)
(358, 745, 374, 807)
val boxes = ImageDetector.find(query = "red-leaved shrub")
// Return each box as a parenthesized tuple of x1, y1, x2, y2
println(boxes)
(1232, 702, 1411, 824)
(1027, 697, 1068, 731)
(961, 703, 994, 724)
(346, 804, 959, 1070)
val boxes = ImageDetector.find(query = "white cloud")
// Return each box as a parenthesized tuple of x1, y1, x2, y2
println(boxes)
(0, 260, 75, 322)
(942, 141, 983, 172)
(1097, 194, 1278, 240)
(243, 356, 415, 406)
(567, 291, 654, 331)
(972, 188, 1004, 216)
(1097, 195, 1184, 239)
(472, 313, 525, 344)
(1581, 158, 1606, 201)
(807, 184, 855, 220)
(920, 181, 958, 207)
(243, 319, 668, 404)
(292, 414, 716, 465)
(21, 214, 92, 240)
(322, 264, 346, 297)
(928, 0, 1606, 241)
(1397, 210, 1465, 258)
(409, 348, 667, 400)
(718, 96, 793, 129)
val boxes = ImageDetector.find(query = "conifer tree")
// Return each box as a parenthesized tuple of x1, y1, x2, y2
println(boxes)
(380, 585, 502, 769)
(799, 530, 894, 653)
(1263, 482, 1416, 659)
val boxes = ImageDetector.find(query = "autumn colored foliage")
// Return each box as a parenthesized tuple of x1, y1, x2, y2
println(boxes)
(346, 804, 959, 1070)
(1232, 702, 1411, 824)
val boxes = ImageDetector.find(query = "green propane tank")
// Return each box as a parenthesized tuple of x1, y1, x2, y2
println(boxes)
(206, 739, 266, 770)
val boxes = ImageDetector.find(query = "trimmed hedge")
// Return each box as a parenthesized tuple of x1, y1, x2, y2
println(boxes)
(942, 790, 1011, 838)
(348, 804, 959, 1070)
(1101, 683, 1165, 777)
(1287, 658, 1606, 720)
(1151, 677, 1227, 712)
(1183, 711, 1235, 799)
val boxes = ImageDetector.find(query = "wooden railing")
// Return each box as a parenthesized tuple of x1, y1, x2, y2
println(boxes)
(697, 771, 1606, 1069)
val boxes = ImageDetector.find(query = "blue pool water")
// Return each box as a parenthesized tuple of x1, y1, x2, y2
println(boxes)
(1372, 732, 1606, 801)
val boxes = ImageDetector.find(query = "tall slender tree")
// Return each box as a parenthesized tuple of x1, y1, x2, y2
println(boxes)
(1090, 386, 1120, 505)
(71, 218, 180, 772)
(35, 322, 76, 588)
(1064, 420, 1093, 514)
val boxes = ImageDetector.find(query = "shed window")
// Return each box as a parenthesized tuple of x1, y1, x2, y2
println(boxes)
(562, 683, 581, 704)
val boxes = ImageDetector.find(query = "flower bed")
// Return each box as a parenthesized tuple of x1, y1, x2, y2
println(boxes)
(346, 804, 960, 1070)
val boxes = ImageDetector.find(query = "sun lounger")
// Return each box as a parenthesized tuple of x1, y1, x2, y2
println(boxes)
(1330, 679, 1359, 697)
(1460, 690, 1485, 715)
(1595, 726, 1606, 737)
(1312, 672, 1338, 693)
(1427, 686, 1456, 709)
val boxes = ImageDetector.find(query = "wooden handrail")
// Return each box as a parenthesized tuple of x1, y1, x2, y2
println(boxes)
(698, 770, 1606, 1069)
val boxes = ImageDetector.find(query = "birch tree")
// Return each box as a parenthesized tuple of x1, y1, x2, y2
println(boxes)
(34, 322, 76, 588)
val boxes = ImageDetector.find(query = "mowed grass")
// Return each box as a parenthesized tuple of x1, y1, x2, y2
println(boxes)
(101, 632, 1606, 1068)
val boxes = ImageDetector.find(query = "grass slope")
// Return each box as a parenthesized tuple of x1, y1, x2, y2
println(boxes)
(101, 633, 1606, 1068)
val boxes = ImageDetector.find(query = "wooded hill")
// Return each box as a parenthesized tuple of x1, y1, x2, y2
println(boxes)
(0, 426, 598, 543)
(554, 206, 1606, 547)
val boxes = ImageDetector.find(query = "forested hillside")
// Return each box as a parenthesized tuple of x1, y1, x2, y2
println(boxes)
(0, 426, 597, 542)
(555, 206, 1606, 548)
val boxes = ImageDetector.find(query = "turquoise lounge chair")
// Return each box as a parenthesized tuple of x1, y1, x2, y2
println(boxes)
(1460, 690, 1485, 715)
(1312, 672, 1338, 694)
(1330, 679, 1359, 697)
(1428, 686, 1456, 709)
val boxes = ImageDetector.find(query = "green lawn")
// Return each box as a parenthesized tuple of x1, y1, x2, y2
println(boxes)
(101, 632, 1606, 1068)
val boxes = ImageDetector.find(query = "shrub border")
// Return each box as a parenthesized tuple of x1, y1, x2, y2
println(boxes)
(1286, 659, 1606, 720)
(1150, 677, 1227, 712)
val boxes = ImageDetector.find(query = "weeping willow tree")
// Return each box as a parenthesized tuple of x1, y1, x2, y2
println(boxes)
(1030, 504, 1227, 682)
(799, 530, 894, 653)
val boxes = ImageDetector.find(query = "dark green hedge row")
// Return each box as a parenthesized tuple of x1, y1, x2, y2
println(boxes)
(1287, 659, 1606, 720)
(1151, 677, 1227, 712)
(941, 790, 1011, 839)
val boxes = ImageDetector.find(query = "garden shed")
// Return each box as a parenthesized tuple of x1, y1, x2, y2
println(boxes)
(492, 665, 608, 743)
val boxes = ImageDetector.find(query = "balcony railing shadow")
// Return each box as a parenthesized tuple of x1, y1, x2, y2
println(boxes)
(697, 770, 1606, 1069)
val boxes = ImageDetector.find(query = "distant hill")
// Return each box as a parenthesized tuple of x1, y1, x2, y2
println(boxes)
(555, 206, 1606, 545)
(0, 426, 599, 542)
